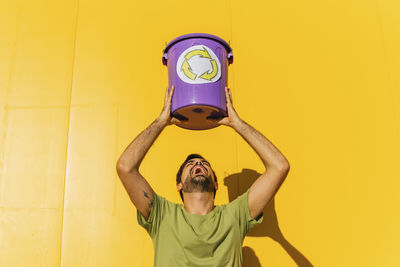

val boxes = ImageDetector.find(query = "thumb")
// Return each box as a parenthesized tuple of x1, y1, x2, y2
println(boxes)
(206, 116, 224, 124)
(171, 117, 188, 125)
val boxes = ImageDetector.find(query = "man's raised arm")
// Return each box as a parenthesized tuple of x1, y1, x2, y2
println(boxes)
(116, 85, 184, 220)
(232, 119, 290, 219)
(207, 87, 290, 220)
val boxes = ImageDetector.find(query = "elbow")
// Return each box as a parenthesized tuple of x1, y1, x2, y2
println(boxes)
(280, 157, 290, 170)
(116, 161, 126, 175)
(282, 162, 290, 172)
(283, 161, 290, 171)
(116, 161, 137, 174)
(274, 161, 290, 172)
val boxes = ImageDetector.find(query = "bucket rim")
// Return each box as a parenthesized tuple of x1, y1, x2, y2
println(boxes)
(162, 33, 232, 55)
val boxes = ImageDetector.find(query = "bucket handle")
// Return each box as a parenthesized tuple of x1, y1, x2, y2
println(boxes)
(162, 52, 233, 65)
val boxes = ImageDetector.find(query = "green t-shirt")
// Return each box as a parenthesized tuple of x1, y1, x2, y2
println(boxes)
(137, 189, 263, 267)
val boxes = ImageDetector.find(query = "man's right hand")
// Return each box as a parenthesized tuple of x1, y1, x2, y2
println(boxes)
(158, 85, 188, 126)
(117, 85, 187, 220)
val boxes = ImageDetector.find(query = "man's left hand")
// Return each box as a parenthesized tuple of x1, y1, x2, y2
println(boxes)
(207, 87, 242, 127)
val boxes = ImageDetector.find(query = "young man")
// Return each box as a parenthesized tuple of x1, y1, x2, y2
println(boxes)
(116, 85, 290, 267)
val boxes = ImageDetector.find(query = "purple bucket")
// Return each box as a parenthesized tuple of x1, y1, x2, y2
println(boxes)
(162, 33, 233, 130)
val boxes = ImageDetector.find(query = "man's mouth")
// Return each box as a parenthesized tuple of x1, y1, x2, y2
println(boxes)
(192, 166, 207, 176)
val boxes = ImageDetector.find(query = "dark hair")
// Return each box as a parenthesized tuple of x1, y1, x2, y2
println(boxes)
(176, 153, 217, 202)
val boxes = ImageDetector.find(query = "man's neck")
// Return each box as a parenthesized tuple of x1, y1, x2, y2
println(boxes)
(183, 192, 215, 215)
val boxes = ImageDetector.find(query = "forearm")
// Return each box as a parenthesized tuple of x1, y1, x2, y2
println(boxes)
(232, 119, 289, 170)
(117, 118, 167, 172)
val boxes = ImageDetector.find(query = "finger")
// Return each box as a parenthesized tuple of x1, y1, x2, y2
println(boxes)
(165, 86, 169, 103)
(225, 87, 229, 102)
(168, 85, 175, 101)
(227, 87, 233, 104)
(225, 87, 233, 106)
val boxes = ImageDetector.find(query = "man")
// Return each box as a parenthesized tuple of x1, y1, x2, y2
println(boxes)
(116, 85, 290, 267)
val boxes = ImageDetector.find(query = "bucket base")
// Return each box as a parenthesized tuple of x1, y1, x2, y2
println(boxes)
(172, 105, 226, 130)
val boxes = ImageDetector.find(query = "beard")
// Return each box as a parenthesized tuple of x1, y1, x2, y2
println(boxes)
(182, 172, 214, 193)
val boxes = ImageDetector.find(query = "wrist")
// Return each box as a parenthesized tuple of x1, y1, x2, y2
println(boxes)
(155, 116, 169, 128)
(231, 117, 244, 129)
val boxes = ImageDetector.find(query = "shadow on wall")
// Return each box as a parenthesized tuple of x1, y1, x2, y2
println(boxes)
(224, 168, 314, 267)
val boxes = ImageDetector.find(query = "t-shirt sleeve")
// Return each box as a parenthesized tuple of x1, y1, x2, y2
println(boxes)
(136, 191, 166, 238)
(226, 188, 264, 239)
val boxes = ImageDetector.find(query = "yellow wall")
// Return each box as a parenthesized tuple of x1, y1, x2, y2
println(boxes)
(1, 0, 399, 266)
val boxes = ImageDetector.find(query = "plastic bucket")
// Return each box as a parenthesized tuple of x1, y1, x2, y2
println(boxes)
(162, 33, 233, 130)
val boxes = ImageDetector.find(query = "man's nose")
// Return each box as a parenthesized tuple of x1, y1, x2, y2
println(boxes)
(195, 161, 204, 167)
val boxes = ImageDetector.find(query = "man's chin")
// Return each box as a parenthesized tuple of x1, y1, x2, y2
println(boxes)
(191, 175, 211, 184)
(192, 174, 209, 180)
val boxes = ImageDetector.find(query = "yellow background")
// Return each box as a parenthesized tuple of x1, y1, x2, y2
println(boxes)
(1, 0, 399, 266)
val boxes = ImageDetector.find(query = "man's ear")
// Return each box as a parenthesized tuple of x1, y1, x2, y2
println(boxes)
(215, 182, 218, 191)
(177, 183, 182, 192)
